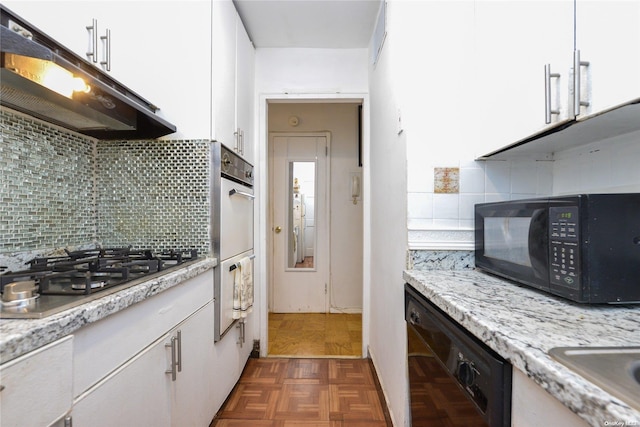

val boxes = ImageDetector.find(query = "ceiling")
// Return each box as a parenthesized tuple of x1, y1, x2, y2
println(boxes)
(233, 0, 382, 48)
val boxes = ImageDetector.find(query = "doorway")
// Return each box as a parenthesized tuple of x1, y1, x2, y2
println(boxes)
(266, 102, 364, 357)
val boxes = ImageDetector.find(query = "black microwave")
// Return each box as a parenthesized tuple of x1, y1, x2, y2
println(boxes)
(475, 194, 640, 304)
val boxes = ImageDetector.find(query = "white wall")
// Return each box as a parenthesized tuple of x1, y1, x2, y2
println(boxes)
(367, 3, 410, 425)
(553, 130, 640, 194)
(268, 103, 364, 311)
(255, 48, 369, 94)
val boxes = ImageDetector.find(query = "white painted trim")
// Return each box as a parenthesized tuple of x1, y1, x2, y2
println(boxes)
(407, 228, 475, 251)
(368, 345, 399, 427)
(408, 241, 475, 251)
(329, 307, 363, 314)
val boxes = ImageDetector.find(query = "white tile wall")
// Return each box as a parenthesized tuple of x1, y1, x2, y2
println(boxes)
(553, 130, 640, 194)
(407, 130, 638, 249)
(407, 158, 553, 233)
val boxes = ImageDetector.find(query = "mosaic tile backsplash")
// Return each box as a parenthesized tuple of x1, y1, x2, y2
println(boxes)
(1, 109, 97, 252)
(96, 140, 210, 253)
(1, 108, 211, 260)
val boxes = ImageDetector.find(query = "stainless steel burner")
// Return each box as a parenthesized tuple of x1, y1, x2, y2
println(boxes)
(0, 248, 199, 318)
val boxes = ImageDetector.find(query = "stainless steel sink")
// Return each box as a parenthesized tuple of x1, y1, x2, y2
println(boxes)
(549, 346, 640, 411)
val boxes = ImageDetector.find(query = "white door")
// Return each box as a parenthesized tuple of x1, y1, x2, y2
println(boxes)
(270, 133, 329, 312)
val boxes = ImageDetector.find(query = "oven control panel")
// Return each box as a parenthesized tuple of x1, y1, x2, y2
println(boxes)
(221, 144, 253, 187)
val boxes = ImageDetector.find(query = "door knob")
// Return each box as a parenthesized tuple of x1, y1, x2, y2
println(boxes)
(275, 226, 282, 233)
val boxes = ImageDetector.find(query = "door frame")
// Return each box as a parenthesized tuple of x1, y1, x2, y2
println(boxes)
(256, 94, 371, 358)
(268, 131, 331, 313)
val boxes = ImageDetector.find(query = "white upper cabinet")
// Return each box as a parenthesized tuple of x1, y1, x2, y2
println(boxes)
(2, 1, 95, 61)
(574, 0, 640, 117)
(97, 1, 213, 139)
(236, 16, 256, 164)
(2, 1, 214, 140)
(213, 0, 255, 163)
(213, 0, 238, 149)
(475, 0, 640, 158)
(473, 0, 574, 157)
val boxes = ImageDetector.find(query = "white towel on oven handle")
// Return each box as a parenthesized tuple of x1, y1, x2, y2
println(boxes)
(232, 256, 253, 319)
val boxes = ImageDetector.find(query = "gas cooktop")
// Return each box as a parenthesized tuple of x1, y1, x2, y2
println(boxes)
(0, 247, 199, 319)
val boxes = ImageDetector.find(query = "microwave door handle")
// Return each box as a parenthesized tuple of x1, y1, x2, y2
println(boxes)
(528, 208, 549, 280)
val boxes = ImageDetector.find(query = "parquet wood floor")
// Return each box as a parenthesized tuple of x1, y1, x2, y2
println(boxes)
(211, 358, 392, 427)
(268, 313, 362, 357)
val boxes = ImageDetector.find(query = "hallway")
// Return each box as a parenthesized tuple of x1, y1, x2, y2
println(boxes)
(268, 313, 362, 357)
(210, 358, 391, 426)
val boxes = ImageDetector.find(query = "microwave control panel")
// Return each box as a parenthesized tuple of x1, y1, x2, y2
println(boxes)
(549, 206, 581, 289)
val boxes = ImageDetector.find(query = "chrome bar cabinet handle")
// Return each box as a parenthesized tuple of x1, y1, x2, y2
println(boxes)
(234, 129, 240, 153)
(240, 129, 245, 156)
(100, 28, 111, 71)
(544, 64, 561, 124)
(165, 336, 177, 381)
(236, 321, 245, 347)
(176, 330, 182, 373)
(573, 49, 590, 117)
(86, 19, 98, 63)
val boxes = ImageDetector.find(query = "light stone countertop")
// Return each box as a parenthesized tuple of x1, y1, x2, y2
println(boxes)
(0, 257, 217, 364)
(404, 269, 640, 427)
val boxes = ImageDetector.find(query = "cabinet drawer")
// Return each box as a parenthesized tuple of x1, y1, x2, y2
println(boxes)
(73, 270, 213, 397)
(0, 336, 73, 427)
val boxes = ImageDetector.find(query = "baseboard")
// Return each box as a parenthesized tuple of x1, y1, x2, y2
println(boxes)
(329, 307, 363, 314)
(368, 345, 397, 427)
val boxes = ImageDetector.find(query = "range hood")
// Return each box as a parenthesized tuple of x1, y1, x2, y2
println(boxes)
(1, 5, 176, 140)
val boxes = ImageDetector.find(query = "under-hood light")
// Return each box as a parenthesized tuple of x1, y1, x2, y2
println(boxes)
(5, 53, 90, 99)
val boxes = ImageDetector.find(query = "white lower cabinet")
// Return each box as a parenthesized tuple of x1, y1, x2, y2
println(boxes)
(0, 336, 73, 427)
(511, 368, 588, 427)
(69, 269, 216, 426)
(71, 332, 172, 427)
(72, 302, 213, 427)
(170, 302, 214, 426)
(211, 315, 255, 412)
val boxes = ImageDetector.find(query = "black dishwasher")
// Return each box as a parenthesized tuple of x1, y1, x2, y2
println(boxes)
(405, 283, 511, 427)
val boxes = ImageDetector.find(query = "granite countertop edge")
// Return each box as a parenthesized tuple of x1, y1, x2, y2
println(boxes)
(403, 269, 640, 427)
(0, 257, 217, 364)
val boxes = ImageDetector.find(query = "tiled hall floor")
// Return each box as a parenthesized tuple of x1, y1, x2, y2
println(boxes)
(268, 313, 362, 357)
(210, 358, 392, 427)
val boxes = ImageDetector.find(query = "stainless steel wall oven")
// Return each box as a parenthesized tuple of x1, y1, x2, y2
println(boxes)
(211, 143, 254, 342)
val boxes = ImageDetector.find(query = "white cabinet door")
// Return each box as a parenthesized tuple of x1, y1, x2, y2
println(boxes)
(575, 0, 640, 116)
(473, 0, 574, 156)
(213, 0, 255, 160)
(0, 336, 73, 427)
(213, 0, 238, 147)
(71, 332, 172, 427)
(72, 303, 214, 427)
(97, 1, 213, 139)
(171, 302, 215, 426)
(2, 1, 95, 62)
(236, 18, 255, 164)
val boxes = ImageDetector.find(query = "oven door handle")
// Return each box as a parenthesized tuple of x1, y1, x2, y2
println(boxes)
(229, 188, 255, 200)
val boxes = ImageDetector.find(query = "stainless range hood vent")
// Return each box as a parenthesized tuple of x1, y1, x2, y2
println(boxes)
(1, 5, 176, 140)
